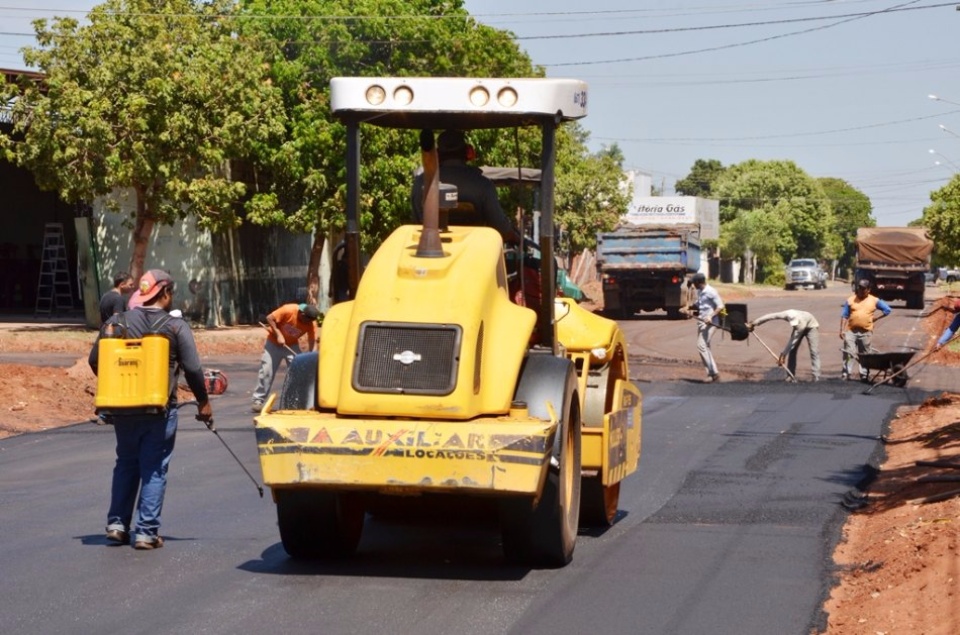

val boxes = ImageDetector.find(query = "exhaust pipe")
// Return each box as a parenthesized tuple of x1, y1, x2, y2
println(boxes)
(416, 129, 444, 258)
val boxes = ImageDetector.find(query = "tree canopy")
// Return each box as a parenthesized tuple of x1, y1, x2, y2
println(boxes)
(818, 177, 874, 272)
(675, 159, 726, 197)
(0, 0, 285, 279)
(238, 0, 629, 299)
(711, 159, 835, 279)
(922, 174, 960, 266)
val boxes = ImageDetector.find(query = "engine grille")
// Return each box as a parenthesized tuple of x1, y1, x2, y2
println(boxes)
(353, 322, 461, 395)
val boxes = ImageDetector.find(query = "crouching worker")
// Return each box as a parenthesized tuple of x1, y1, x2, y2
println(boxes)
(251, 303, 321, 412)
(747, 309, 821, 382)
(89, 270, 213, 550)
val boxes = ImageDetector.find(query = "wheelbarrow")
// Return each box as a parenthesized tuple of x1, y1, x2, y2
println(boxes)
(847, 348, 917, 388)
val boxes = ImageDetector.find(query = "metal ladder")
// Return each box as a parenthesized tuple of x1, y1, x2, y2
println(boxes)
(34, 223, 74, 315)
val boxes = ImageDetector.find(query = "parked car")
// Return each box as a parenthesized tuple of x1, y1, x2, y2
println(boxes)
(784, 258, 827, 290)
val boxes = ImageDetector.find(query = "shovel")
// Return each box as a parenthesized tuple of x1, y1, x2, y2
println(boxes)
(259, 321, 298, 357)
(749, 329, 797, 382)
(688, 311, 795, 381)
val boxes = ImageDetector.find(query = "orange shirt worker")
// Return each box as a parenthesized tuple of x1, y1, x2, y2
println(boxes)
(251, 303, 320, 411)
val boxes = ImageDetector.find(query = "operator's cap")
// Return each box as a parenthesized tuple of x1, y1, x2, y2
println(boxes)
(437, 130, 468, 156)
(298, 303, 321, 322)
(857, 279, 871, 289)
(137, 269, 173, 303)
(691, 273, 706, 285)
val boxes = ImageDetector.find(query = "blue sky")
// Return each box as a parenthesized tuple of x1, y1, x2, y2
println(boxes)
(2, 1, 959, 227)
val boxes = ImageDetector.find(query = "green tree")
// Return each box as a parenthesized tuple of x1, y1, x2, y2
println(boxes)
(0, 0, 285, 278)
(719, 208, 790, 283)
(675, 159, 726, 197)
(713, 159, 834, 265)
(922, 174, 960, 265)
(554, 136, 630, 253)
(239, 0, 544, 301)
(819, 177, 874, 273)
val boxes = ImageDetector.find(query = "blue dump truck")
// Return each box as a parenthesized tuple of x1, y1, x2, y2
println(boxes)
(596, 225, 701, 319)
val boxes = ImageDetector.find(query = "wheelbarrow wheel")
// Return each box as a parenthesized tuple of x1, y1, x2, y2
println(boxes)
(891, 364, 908, 388)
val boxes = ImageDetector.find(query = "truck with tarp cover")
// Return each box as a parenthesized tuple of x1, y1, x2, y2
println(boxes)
(252, 77, 642, 567)
(854, 227, 933, 309)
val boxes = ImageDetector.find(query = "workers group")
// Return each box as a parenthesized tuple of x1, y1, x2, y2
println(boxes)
(689, 275, 892, 384)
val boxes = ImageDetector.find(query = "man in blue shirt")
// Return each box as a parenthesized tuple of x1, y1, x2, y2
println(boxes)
(690, 273, 725, 382)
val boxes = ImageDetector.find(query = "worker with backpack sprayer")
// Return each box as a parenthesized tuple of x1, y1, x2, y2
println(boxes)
(88, 270, 213, 550)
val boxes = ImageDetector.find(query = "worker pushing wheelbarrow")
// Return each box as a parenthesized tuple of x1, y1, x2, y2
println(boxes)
(840, 278, 893, 382)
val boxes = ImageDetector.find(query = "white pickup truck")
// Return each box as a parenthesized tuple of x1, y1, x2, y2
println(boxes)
(784, 258, 827, 290)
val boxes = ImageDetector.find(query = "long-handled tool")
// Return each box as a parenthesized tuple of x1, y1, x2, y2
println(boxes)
(179, 401, 264, 498)
(259, 321, 298, 357)
(861, 330, 960, 395)
(749, 329, 797, 382)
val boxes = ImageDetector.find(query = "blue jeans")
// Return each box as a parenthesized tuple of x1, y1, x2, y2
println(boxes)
(106, 408, 178, 541)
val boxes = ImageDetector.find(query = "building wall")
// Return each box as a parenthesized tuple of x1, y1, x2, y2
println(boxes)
(86, 190, 325, 327)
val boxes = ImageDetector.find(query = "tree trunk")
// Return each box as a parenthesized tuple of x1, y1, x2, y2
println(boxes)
(306, 230, 326, 306)
(129, 188, 154, 280)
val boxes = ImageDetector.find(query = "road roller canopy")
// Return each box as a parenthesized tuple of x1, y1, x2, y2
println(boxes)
(330, 77, 588, 129)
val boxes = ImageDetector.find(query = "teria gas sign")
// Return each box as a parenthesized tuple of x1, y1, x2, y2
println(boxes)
(621, 196, 719, 239)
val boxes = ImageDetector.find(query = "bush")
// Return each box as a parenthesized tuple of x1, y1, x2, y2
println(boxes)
(761, 269, 785, 288)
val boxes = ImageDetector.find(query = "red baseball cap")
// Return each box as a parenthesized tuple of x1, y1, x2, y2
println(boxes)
(137, 270, 173, 303)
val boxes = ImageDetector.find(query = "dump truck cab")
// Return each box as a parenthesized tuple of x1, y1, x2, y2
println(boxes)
(254, 77, 641, 567)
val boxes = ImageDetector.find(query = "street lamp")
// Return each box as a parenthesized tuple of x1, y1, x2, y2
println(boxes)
(934, 160, 955, 174)
(930, 94, 960, 108)
(930, 148, 960, 171)
(940, 124, 960, 141)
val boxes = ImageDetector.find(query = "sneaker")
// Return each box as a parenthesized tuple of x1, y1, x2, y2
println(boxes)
(708, 373, 720, 383)
(841, 372, 849, 381)
(134, 535, 164, 550)
(251, 400, 263, 413)
(105, 528, 129, 545)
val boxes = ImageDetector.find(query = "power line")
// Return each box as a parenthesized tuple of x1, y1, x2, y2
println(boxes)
(546, 0, 933, 66)
(598, 108, 960, 144)
(518, 1, 949, 41)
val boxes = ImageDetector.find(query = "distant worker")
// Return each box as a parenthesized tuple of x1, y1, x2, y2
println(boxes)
(411, 129, 522, 244)
(688, 272, 725, 382)
(747, 309, 821, 382)
(840, 279, 892, 381)
(98, 272, 134, 324)
(251, 303, 321, 412)
(934, 300, 960, 351)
